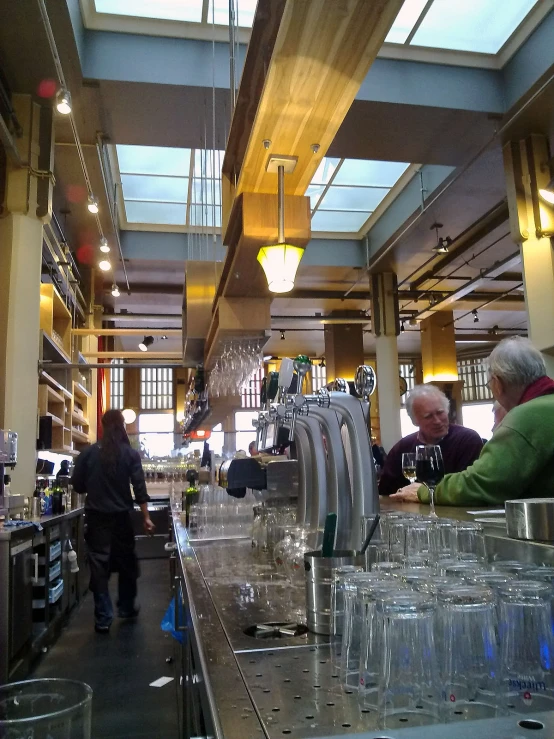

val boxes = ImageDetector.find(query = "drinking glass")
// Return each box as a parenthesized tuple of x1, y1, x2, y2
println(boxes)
(451, 521, 487, 562)
(443, 561, 486, 580)
(519, 566, 554, 584)
(402, 452, 417, 483)
(283, 528, 311, 586)
(397, 567, 437, 586)
(438, 585, 500, 721)
(403, 518, 439, 565)
(498, 581, 554, 712)
(371, 561, 403, 576)
(340, 573, 389, 689)
(377, 592, 441, 728)
(433, 518, 455, 559)
(415, 444, 444, 517)
(330, 565, 364, 663)
(492, 560, 536, 577)
(358, 581, 408, 712)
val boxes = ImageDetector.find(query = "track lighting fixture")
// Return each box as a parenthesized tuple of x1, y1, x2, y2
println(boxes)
(489, 324, 499, 336)
(87, 195, 99, 214)
(472, 309, 479, 323)
(540, 177, 554, 204)
(55, 87, 72, 115)
(400, 320, 405, 333)
(319, 357, 326, 368)
(161, 335, 168, 340)
(100, 237, 110, 253)
(111, 284, 120, 297)
(138, 336, 154, 352)
(280, 330, 285, 341)
(430, 222, 452, 254)
(98, 259, 111, 272)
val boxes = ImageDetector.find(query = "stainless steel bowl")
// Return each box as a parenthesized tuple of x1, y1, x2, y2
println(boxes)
(505, 498, 554, 542)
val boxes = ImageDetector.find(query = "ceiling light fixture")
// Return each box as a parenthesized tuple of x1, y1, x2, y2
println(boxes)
(122, 408, 137, 425)
(430, 222, 452, 254)
(55, 87, 72, 115)
(138, 336, 154, 352)
(87, 195, 99, 214)
(539, 175, 554, 205)
(111, 284, 120, 297)
(280, 330, 286, 341)
(99, 237, 110, 253)
(257, 158, 305, 294)
(98, 259, 111, 272)
(161, 335, 168, 340)
(472, 309, 479, 323)
(263, 355, 273, 362)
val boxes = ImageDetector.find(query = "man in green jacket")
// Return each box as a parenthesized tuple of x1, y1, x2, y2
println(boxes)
(390, 337, 554, 507)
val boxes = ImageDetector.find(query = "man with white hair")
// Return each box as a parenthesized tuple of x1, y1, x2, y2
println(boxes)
(391, 337, 554, 505)
(379, 384, 483, 496)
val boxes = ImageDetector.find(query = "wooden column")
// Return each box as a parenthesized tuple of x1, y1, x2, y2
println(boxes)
(324, 325, 364, 383)
(420, 310, 464, 424)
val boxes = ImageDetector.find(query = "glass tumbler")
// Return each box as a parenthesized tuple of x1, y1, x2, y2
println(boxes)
(438, 585, 500, 721)
(330, 565, 364, 663)
(433, 518, 455, 559)
(451, 522, 487, 562)
(340, 573, 389, 689)
(377, 592, 441, 729)
(358, 581, 408, 713)
(498, 581, 554, 712)
(403, 519, 439, 566)
(492, 560, 536, 577)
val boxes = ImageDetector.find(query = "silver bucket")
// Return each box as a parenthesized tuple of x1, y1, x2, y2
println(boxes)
(304, 550, 365, 635)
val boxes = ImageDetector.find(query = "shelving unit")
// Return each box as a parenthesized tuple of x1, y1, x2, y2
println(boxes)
(39, 284, 72, 361)
(71, 382, 91, 450)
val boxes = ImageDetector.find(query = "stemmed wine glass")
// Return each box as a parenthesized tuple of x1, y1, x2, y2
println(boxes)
(415, 445, 444, 517)
(401, 453, 417, 484)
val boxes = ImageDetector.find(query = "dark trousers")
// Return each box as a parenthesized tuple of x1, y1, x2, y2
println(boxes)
(85, 510, 139, 626)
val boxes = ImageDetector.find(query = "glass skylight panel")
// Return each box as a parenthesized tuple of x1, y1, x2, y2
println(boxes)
(121, 174, 189, 203)
(191, 179, 221, 205)
(307, 184, 326, 209)
(311, 210, 370, 233)
(208, 0, 257, 28)
(116, 145, 191, 177)
(333, 159, 410, 187)
(319, 185, 390, 212)
(189, 205, 221, 228)
(310, 157, 341, 186)
(95, 0, 203, 23)
(385, 0, 428, 44)
(410, 0, 538, 54)
(125, 201, 187, 225)
(193, 149, 224, 179)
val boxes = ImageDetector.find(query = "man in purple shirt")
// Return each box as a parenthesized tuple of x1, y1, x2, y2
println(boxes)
(378, 385, 483, 497)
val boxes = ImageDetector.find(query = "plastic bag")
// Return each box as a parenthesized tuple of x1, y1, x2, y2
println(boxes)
(161, 596, 187, 644)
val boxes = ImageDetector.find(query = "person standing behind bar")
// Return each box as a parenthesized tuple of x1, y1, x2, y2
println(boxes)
(72, 409, 155, 633)
(378, 385, 483, 497)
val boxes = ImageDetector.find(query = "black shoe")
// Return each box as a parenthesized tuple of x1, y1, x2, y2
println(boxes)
(95, 623, 111, 634)
(118, 605, 140, 619)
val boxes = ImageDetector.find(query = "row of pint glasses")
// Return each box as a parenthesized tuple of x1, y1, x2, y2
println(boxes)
(331, 512, 554, 730)
(187, 486, 257, 539)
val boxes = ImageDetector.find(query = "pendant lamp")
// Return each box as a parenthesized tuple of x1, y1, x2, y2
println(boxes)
(257, 163, 304, 294)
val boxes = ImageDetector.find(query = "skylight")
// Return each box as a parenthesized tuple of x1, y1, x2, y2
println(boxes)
(385, 0, 539, 54)
(310, 158, 410, 235)
(116, 145, 223, 229)
(94, 0, 256, 28)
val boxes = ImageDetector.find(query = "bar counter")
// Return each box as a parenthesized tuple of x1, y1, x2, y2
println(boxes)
(172, 501, 554, 739)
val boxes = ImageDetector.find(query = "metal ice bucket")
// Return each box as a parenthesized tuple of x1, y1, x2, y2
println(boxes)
(505, 498, 554, 542)
(304, 550, 365, 635)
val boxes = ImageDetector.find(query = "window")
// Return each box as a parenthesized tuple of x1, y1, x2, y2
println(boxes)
(140, 367, 174, 410)
(311, 363, 327, 392)
(235, 410, 258, 453)
(462, 403, 494, 441)
(138, 413, 175, 458)
(457, 358, 493, 403)
(109, 359, 124, 409)
(241, 368, 262, 409)
(399, 362, 416, 407)
(400, 408, 419, 438)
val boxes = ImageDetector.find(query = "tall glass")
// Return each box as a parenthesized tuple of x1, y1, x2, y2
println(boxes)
(415, 444, 444, 517)
(401, 452, 417, 483)
(438, 586, 500, 721)
(0, 679, 92, 738)
(498, 581, 554, 712)
(330, 565, 364, 663)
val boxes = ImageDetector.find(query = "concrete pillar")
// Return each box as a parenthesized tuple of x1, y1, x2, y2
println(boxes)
(222, 415, 236, 457)
(0, 95, 44, 496)
(324, 324, 364, 383)
(370, 273, 401, 451)
(504, 135, 554, 377)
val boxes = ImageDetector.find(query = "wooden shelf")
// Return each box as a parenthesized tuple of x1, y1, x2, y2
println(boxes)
(39, 371, 72, 399)
(45, 412, 64, 427)
(72, 410, 89, 425)
(40, 284, 72, 359)
(73, 382, 91, 399)
(71, 429, 89, 444)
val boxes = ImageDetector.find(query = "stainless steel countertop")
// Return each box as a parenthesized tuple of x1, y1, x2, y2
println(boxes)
(173, 504, 554, 739)
(0, 507, 84, 541)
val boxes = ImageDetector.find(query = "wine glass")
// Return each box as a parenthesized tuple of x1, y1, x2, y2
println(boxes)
(415, 445, 444, 517)
(401, 452, 417, 483)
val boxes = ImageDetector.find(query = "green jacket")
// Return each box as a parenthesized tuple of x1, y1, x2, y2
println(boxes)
(418, 394, 554, 506)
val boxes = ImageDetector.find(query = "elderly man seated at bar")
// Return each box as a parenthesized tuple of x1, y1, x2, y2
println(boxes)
(391, 337, 554, 506)
(379, 385, 483, 496)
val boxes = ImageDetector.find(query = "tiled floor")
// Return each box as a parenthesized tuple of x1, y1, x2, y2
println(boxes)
(31, 559, 180, 738)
